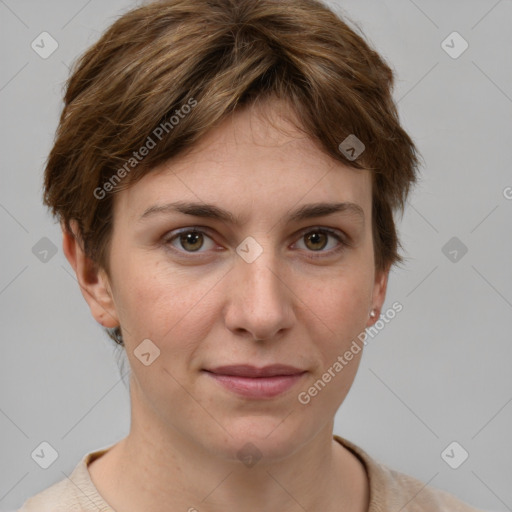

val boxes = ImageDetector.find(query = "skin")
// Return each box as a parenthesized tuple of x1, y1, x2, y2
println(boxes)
(63, 98, 389, 512)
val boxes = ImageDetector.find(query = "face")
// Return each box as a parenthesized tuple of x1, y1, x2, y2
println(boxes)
(70, 99, 388, 462)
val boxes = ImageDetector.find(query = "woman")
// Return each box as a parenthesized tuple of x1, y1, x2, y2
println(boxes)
(19, 0, 482, 510)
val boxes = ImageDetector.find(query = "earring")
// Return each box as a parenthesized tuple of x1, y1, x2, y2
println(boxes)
(369, 309, 376, 318)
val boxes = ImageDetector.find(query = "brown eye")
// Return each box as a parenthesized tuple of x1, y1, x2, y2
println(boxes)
(178, 231, 204, 252)
(165, 229, 215, 253)
(304, 231, 329, 251)
(295, 228, 348, 259)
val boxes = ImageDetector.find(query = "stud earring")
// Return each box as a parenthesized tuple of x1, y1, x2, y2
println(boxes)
(369, 309, 376, 318)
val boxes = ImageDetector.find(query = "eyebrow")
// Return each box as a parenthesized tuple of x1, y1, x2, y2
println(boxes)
(138, 201, 365, 226)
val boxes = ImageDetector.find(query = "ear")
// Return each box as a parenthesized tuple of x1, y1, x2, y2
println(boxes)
(61, 219, 119, 329)
(366, 265, 390, 327)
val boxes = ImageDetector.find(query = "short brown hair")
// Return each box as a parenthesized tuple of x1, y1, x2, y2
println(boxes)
(43, 0, 421, 345)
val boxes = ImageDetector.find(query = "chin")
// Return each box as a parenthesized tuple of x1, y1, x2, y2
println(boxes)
(215, 414, 308, 464)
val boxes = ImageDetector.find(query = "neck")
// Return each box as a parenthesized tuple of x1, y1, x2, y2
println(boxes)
(88, 378, 369, 512)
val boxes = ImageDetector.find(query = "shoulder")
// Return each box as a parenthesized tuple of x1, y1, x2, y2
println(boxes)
(333, 435, 483, 511)
(372, 462, 482, 511)
(18, 476, 79, 512)
(17, 447, 114, 512)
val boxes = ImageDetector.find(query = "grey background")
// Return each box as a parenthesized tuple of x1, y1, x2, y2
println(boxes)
(1, 0, 511, 510)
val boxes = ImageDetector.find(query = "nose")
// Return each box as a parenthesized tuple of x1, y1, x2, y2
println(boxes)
(223, 242, 295, 342)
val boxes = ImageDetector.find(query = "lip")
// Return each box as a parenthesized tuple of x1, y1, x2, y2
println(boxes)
(206, 364, 305, 377)
(203, 364, 307, 399)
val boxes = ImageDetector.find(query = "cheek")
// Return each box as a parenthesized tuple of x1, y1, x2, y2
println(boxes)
(298, 277, 369, 410)
(306, 271, 372, 339)
(114, 256, 220, 344)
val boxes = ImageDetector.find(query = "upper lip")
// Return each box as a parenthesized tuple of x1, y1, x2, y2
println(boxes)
(205, 364, 306, 377)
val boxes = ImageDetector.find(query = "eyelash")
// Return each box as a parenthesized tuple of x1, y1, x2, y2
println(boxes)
(162, 226, 349, 260)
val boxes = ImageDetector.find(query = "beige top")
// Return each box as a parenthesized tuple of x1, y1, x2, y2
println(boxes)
(18, 435, 482, 511)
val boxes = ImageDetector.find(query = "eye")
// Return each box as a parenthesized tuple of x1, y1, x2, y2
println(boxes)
(163, 226, 348, 258)
(164, 228, 216, 254)
(294, 228, 348, 259)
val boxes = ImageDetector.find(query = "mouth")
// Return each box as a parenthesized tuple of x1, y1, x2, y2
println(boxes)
(202, 364, 307, 399)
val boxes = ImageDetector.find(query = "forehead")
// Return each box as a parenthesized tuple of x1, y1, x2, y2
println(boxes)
(114, 99, 372, 224)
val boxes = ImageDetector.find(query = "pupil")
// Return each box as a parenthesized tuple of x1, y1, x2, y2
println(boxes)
(179, 231, 327, 253)
(182, 232, 202, 251)
(308, 232, 326, 250)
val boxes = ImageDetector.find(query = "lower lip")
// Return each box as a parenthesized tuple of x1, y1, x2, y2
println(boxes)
(204, 371, 307, 398)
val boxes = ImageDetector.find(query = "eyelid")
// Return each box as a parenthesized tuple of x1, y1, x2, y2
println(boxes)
(162, 225, 350, 257)
(292, 226, 350, 259)
(162, 227, 218, 254)
(295, 225, 349, 243)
